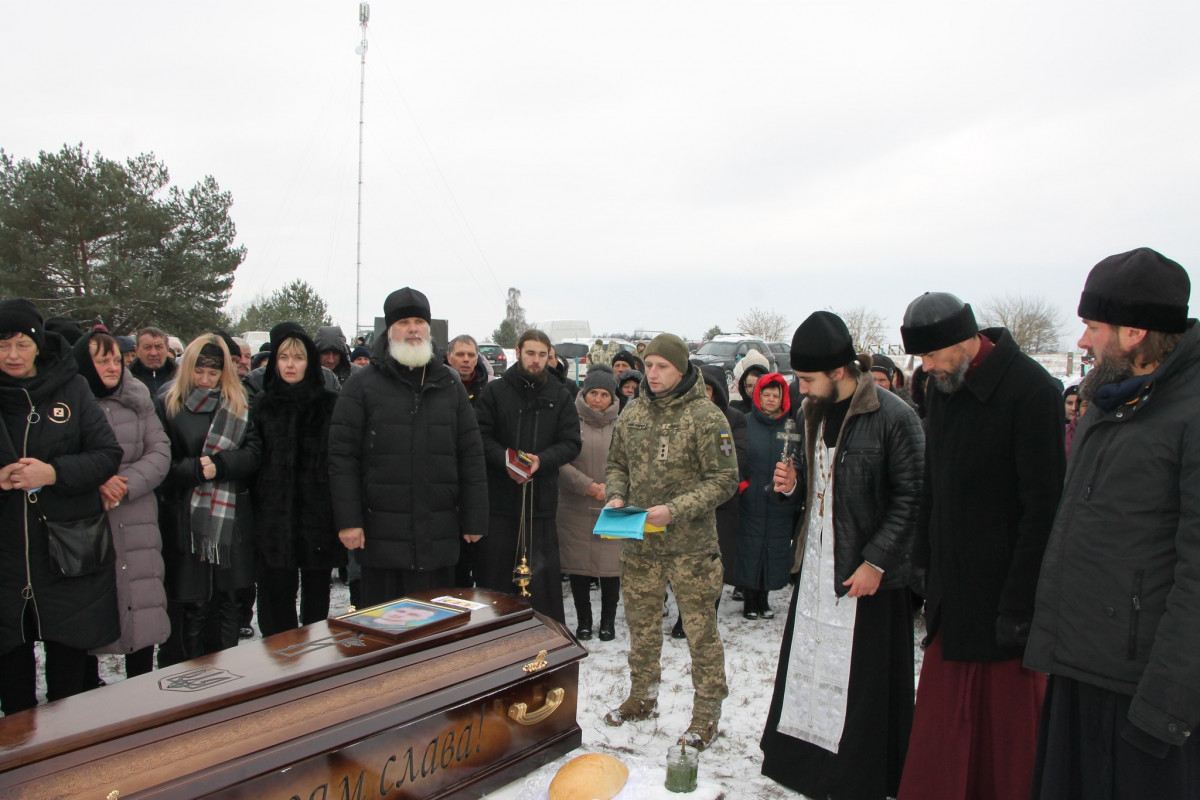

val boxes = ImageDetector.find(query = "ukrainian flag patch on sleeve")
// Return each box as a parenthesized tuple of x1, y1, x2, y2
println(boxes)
(718, 430, 733, 458)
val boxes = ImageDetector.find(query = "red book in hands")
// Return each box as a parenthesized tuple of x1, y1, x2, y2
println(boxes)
(506, 448, 534, 482)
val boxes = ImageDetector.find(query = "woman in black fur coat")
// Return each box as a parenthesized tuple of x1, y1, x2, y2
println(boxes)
(250, 322, 345, 637)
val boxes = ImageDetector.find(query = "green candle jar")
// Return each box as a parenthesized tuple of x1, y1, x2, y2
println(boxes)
(664, 743, 699, 793)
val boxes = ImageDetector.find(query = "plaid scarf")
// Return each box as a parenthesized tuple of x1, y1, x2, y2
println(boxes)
(185, 387, 248, 564)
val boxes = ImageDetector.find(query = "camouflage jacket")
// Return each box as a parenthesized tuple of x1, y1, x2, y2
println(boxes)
(588, 343, 613, 367)
(605, 366, 739, 556)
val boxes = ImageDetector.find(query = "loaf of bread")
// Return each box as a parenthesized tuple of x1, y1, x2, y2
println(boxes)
(548, 753, 630, 800)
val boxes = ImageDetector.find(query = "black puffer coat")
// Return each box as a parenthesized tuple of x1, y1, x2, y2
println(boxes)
(0, 334, 123, 652)
(128, 356, 177, 397)
(250, 332, 345, 572)
(1026, 321, 1200, 749)
(701, 365, 748, 584)
(156, 393, 261, 602)
(476, 367, 581, 519)
(328, 343, 488, 570)
(790, 371, 925, 596)
(917, 328, 1065, 662)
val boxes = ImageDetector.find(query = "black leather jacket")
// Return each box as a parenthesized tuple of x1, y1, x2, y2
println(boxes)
(789, 372, 925, 596)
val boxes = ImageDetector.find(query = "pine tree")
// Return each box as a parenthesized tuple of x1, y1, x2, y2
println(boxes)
(0, 143, 244, 340)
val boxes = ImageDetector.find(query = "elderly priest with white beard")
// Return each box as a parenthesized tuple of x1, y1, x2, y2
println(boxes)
(328, 287, 489, 607)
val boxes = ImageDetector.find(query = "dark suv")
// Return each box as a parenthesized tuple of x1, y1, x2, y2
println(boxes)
(478, 343, 507, 376)
(767, 342, 794, 381)
(692, 335, 777, 381)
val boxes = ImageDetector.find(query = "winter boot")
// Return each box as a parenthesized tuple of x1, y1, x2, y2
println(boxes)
(743, 589, 760, 620)
(604, 696, 659, 726)
(568, 575, 593, 640)
(680, 710, 721, 750)
(598, 576, 620, 641)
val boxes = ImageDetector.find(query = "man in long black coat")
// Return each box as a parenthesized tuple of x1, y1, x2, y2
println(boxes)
(896, 292, 1065, 800)
(328, 288, 488, 607)
(474, 329, 581, 623)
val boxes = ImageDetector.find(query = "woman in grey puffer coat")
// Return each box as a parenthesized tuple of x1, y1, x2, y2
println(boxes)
(557, 365, 623, 642)
(74, 331, 170, 677)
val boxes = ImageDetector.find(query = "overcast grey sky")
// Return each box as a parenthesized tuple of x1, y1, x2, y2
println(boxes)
(3, 1, 1198, 344)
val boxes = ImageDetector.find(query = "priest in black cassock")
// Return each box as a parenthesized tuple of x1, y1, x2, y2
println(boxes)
(760, 311, 924, 800)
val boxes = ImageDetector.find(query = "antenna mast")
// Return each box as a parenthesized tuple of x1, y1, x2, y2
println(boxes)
(354, 2, 370, 336)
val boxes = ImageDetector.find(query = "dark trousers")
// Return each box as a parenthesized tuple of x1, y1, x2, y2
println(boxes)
(256, 567, 332, 638)
(125, 646, 155, 678)
(360, 565, 455, 609)
(1031, 675, 1200, 800)
(568, 574, 620, 628)
(182, 591, 240, 660)
(158, 600, 186, 669)
(0, 639, 91, 715)
(743, 588, 771, 613)
(454, 540, 480, 588)
(476, 515, 565, 623)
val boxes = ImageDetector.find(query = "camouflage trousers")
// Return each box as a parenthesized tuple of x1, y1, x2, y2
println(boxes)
(621, 547, 728, 719)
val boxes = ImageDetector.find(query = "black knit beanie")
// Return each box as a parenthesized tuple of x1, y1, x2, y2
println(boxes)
(0, 299, 45, 350)
(215, 330, 242, 358)
(611, 350, 637, 370)
(790, 311, 856, 372)
(869, 353, 897, 377)
(45, 316, 83, 345)
(900, 292, 979, 354)
(1078, 247, 1189, 333)
(384, 287, 431, 327)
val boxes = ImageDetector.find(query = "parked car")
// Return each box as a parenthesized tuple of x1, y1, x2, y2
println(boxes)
(767, 342, 794, 381)
(478, 342, 508, 375)
(692, 334, 777, 382)
(554, 341, 589, 383)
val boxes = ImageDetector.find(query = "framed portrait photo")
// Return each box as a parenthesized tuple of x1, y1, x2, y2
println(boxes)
(329, 598, 471, 641)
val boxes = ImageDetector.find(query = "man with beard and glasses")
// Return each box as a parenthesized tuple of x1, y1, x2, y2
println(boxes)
(474, 329, 581, 622)
(896, 292, 1066, 800)
(328, 288, 488, 607)
(1024, 248, 1200, 798)
(761, 312, 923, 800)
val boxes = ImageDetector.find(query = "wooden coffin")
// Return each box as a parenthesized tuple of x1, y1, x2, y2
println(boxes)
(0, 589, 586, 799)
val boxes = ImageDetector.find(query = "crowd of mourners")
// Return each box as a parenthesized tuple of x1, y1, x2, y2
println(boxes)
(0, 246, 1196, 800)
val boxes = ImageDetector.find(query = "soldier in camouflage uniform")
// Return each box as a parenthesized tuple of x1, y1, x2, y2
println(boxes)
(588, 339, 613, 368)
(602, 333, 739, 749)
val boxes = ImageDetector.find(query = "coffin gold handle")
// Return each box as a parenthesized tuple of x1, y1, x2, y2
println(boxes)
(508, 687, 565, 725)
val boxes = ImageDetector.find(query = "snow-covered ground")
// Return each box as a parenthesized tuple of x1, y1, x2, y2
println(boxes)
(69, 578, 924, 799)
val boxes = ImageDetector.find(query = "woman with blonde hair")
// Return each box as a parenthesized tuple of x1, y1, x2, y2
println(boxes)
(156, 334, 260, 665)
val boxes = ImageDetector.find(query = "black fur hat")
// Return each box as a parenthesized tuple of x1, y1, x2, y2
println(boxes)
(901, 293, 978, 354)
